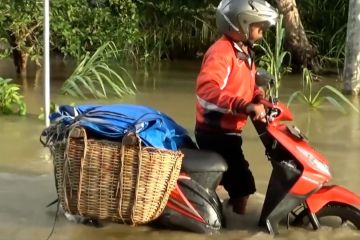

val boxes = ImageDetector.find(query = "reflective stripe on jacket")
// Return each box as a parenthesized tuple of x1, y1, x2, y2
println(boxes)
(195, 36, 262, 133)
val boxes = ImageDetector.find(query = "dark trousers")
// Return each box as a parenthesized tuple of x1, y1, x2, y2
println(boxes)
(195, 130, 256, 199)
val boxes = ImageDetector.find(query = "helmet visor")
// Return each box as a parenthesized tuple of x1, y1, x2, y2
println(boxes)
(260, 21, 272, 32)
(251, 21, 272, 32)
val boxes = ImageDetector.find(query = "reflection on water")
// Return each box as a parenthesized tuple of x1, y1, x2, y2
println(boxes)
(0, 59, 360, 240)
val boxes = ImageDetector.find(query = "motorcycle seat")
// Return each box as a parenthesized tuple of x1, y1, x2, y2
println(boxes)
(180, 148, 228, 173)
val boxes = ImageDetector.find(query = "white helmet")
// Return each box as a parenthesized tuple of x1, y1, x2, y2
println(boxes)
(216, 0, 278, 42)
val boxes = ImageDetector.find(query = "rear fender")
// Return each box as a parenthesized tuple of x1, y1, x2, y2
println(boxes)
(159, 175, 222, 233)
(306, 185, 360, 213)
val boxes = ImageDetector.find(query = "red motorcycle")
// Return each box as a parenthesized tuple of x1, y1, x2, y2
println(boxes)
(155, 69, 360, 234)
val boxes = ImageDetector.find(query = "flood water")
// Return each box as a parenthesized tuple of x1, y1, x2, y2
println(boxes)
(0, 59, 360, 240)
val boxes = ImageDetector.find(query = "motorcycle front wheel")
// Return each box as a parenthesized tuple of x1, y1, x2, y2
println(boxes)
(292, 203, 360, 230)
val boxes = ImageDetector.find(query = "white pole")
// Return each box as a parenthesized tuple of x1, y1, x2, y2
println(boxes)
(44, 0, 50, 127)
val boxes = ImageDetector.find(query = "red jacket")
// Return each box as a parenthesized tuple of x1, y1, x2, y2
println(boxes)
(195, 36, 262, 133)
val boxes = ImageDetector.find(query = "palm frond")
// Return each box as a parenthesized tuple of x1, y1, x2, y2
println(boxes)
(322, 96, 346, 114)
(288, 68, 359, 113)
(61, 41, 137, 99)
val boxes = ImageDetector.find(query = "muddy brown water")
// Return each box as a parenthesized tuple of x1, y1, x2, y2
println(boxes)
(0, 59, 360, 240)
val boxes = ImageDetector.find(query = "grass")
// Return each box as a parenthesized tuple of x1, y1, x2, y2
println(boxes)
(255, 14, 292, 97)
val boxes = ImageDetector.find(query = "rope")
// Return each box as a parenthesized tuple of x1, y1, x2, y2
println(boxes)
(62, 140, 71, 212)
(131, 134, 142, 225)
(45, 201, 60, 240)
(118, 135, 126, 223)
(77, 128, 88, 214)
(62, 125, 85, 213)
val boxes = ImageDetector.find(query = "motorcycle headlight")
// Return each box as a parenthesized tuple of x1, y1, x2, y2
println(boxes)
(296, 146, 331, 177)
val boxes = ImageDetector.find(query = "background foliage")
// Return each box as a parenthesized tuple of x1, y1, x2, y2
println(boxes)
(0, 0, 350, 69)
(297, 0, 348, 71)
(0, 0, 219, 65)
(0, 0, 43, 65)
(51, 0, 139, 59)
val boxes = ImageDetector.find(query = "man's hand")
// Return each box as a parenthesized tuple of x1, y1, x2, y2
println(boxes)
(253, 86, 266, 103)
(245, 103, 266, 122)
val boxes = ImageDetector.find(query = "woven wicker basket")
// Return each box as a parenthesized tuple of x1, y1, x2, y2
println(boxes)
(53, 127, 183, 224)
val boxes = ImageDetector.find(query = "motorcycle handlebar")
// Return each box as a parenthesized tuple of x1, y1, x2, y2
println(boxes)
(258, 97, 293, 122)
(259, 98, 274, 109)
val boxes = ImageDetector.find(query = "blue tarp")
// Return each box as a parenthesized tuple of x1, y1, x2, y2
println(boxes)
(50, 104, 189, 150)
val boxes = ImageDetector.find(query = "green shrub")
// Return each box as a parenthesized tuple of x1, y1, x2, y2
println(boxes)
(0, 77, 26, 115)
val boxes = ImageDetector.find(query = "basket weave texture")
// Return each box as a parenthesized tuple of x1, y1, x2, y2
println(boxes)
(53, 127, 183, 224)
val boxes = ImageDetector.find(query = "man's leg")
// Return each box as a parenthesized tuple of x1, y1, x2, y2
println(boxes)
(195, 132, 256, 214)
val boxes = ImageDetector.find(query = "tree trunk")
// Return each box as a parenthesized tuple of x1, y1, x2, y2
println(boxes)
(7, 31, 28, 76)
(13, 50, 29, 76)
(275, 0, 321, 73)
(343, 0, 360, 96)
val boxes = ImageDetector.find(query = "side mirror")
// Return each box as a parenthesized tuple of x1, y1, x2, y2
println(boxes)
(255, 68, 275, 88)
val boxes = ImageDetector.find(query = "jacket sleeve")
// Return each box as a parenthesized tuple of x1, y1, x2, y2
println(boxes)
(196, 52, 249, 114)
